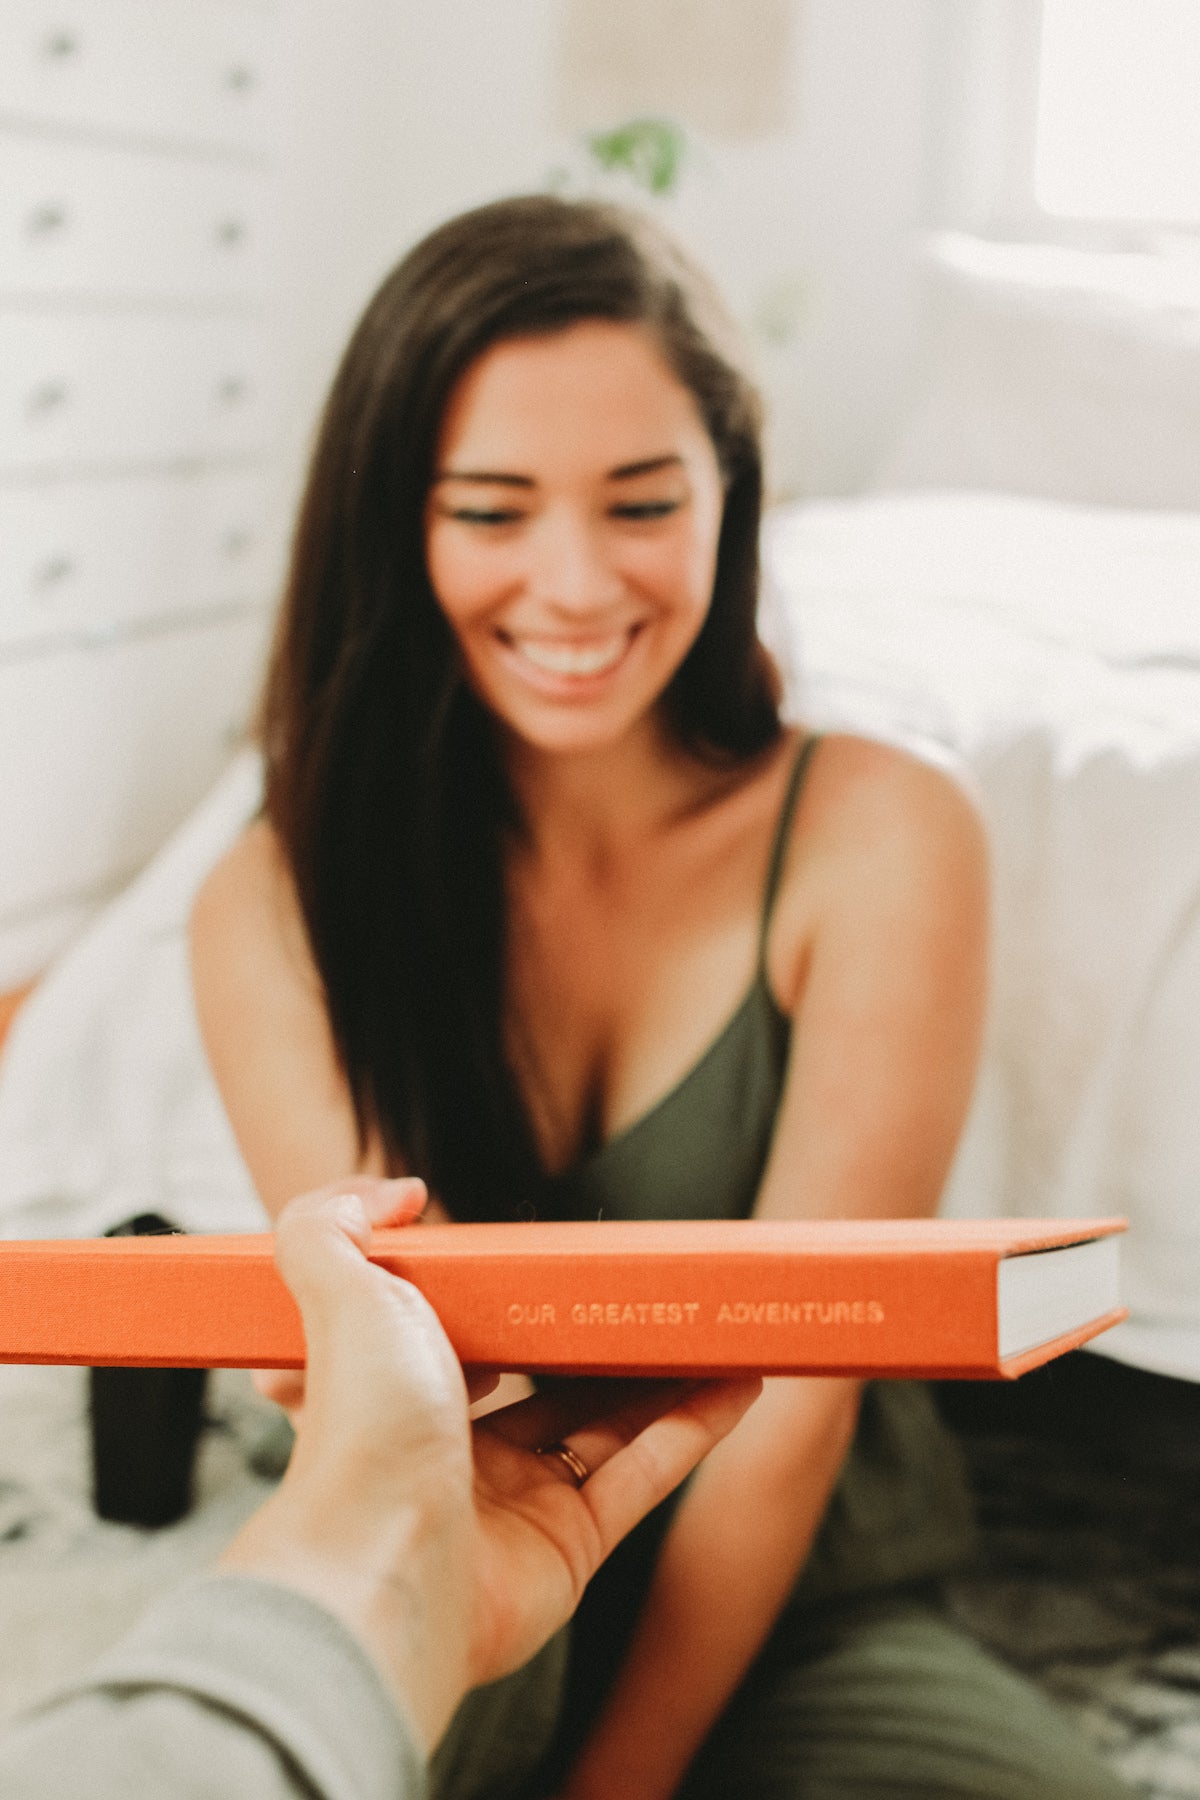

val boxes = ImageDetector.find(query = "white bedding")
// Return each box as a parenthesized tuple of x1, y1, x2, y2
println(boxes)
(766, 492, 1200, 1380)
(2, 492, 1200, 1379)
(0, 750, 265, 1242)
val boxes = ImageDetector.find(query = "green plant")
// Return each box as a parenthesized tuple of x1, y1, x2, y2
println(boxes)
(584, 118, 688, 196)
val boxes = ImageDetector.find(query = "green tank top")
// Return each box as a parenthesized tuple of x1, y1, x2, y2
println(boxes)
(541, 732, 976, 1601)
(541, 732, 814, 1227)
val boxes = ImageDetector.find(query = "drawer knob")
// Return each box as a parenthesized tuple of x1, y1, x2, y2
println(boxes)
(26, 202, 69, 238)
(215, 374, 249, 407)
(222, 526, 254, 558)
(33, 554, 75, 592)
(26, 380, 69, 418)
(224, 63, 256, 93)
(215, 217, 247, 249)
(41, 29, 79, 60)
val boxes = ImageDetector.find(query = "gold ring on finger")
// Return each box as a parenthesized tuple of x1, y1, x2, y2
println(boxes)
(536, 1440, 590, 1487)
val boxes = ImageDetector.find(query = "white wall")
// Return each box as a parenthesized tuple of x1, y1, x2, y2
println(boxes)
(269, 0, 945, 508)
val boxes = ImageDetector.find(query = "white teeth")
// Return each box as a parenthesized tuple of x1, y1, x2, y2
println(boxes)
(512, 634, 628, 676)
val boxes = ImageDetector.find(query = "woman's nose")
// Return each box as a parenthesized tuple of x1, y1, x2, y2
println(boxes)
(529, 511, 622, 614)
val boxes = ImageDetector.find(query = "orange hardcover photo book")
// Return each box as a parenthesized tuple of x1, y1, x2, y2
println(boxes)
(0, 1217, 1126, 1379)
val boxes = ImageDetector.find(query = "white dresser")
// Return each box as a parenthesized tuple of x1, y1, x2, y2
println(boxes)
(0, 0, 284, 982)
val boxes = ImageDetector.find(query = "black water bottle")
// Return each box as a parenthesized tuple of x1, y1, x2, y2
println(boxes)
(88, 1213, 208, 1527)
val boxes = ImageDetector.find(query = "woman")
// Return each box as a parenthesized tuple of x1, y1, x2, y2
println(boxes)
(192, 196, 1130, 1799)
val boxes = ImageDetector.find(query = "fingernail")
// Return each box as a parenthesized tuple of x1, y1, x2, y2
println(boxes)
(376, 1176, 427, 1220)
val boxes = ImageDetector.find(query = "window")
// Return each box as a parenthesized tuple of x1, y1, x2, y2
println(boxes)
(1034, 0, 1200, 225)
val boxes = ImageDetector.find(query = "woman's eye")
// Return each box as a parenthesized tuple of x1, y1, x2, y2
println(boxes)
(612, 499, 681, 520)
(450, 507, 524, 526)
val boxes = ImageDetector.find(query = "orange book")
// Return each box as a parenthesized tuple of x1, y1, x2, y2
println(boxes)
(0, 1218, 1126, 1379)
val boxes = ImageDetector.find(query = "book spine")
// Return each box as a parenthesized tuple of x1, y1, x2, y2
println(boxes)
(381, 1246, 1003, 1375)
(0, 1237, 1006, 1375)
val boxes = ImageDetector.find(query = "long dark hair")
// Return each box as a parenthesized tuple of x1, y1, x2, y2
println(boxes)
(260, 194, 782, 1219)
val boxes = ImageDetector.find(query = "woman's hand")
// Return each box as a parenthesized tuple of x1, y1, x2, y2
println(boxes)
(221, 1177, 760, 1753)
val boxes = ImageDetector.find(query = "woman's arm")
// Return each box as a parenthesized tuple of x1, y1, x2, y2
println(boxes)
(190, 820, 388, 1219)
(560, 740, 990, 1800)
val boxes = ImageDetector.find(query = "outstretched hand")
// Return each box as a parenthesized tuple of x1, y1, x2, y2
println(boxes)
(221, 1178, 761, 1752)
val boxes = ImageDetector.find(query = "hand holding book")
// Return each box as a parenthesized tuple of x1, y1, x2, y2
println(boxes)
(219, 1177, 761, 1750)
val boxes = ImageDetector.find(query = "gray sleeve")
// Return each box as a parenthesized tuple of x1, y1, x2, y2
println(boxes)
(0, 1573, 428, 1800)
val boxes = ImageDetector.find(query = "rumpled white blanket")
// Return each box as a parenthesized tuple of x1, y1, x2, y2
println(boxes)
(0, 749, 265, 1241)
(2, 492, 1199, 1377)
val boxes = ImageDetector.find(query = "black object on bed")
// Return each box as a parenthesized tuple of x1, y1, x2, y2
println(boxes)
(88, 1213, 208, 1528)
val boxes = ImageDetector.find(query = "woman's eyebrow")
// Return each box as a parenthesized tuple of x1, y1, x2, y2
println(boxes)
(431, 455, 684, 486)
(433, 469, 534, 487)
(608, 455, 685, 480)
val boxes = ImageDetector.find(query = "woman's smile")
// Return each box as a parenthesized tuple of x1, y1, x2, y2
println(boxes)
(492, 621, 649, 702)
(500, 628, 639, 680)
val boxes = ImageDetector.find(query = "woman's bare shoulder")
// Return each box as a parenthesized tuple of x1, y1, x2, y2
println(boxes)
(769, 731, 989, 1005)
(193, 816, 289, 923)
(804, 730, 986, 859)
(191, 819, 314, 989)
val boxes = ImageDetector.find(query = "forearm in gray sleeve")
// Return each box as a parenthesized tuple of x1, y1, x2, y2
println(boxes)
(0, 1574, 427, 1800)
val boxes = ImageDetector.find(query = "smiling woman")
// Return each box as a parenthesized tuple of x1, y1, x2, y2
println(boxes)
(189, 196, 1130, 1800)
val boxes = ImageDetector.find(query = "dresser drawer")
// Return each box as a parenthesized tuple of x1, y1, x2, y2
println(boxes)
(0, 467, 283, 643)
(0, 0, 278, 154)
(0, 310, 272, 470)
(0, 607, 271, 921)
(0, 135, 276, 302)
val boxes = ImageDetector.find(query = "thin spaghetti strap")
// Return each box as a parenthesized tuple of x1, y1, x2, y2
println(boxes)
(757, 733, 821, 967)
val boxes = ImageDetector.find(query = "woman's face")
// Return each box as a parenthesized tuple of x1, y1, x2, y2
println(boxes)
(425, 320, 725, 758)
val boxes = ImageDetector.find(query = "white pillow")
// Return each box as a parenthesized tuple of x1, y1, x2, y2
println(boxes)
(877, 233, 1200, 509)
